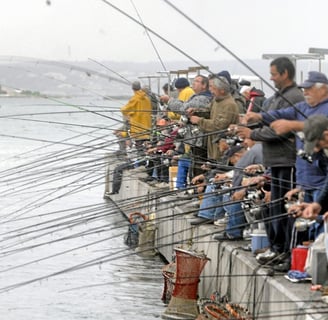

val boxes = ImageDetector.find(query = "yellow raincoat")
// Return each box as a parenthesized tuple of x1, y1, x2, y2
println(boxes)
(121, 90, 152, 140)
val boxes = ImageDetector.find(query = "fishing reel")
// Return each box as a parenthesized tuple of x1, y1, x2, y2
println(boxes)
(284, 196, 300, 212)
(209, 178, 227, 190)
(179, 114, 190, 125)
(225, 136, 243, 146)
(176, 123, 200, 138)
(297, 149, 313, 163)
(242, 201, 262, 218)
(161, 155, 172, 166)
(245, 188, 264, 201)
(177, 126, 188, 138)
(294, 218, 316, 232)
(220, 129, 243, 146)
(241, 187, 266, 223)
(191, 126, 200, 135)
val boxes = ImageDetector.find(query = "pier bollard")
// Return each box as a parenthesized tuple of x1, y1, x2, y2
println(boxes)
(162, 248, 210, 320)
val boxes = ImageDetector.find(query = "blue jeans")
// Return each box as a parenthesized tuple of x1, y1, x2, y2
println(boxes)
(176, 158, 191, 189)
(224, 193, 246, 238)
(198, 184, 225, 220)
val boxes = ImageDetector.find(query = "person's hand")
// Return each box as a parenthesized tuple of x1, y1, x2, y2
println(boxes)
(201, 163, 211, 171)
(244, 164, 264, 175)
(146, 147, 157, 154)
(284, 188, 301, 201)
(186, 108, 195, 116)
(231, 189, 246, 201)
(301, 202, 322, 220)
(165, 150, 174, 156)
(160, 95, 170, 104)
(262, 189, 271, 203)
(270, 119, 304, 135)
(235, 126, 252, 139)
(287, 202, 322, 220)
(245, 112, 262, 124)
(213, 173, 227, 182)
(191, 174, 204, 185)
(247, 176, 266, 187)
(189, 115, 201, 124)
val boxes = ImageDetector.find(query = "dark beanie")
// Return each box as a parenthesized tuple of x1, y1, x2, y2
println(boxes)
(174, 77, 190, 89)
(217, 70, 232, 85)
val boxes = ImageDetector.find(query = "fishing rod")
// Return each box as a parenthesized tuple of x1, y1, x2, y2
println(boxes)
(0, 191, 300, 296)
(88, 58, 132, 85)
(0, 208, 124, 255)
(100, 0, 210, 72)
(5, 64, 120, 102)
(101, 0, 307, 125)
(0, 164, 108, 223)
(0, 154, 106, 216)
(0, 125, 120, 180)
(3, 201, 109, 224)
(162, 0, 309, 121)
(0, 108, 124, 119)
(0, 206, 293, 295)
(96, 0, 313, 180)
(0, 157, 107, 200)
(0, 55, 130, 86)
(130, 0, 167, 71)
(0, 136, 111, 187)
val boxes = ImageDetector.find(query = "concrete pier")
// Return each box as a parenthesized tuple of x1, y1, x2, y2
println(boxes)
(104, 155, 327, 320)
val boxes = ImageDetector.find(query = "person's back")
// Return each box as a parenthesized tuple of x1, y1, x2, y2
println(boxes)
(121, 81, 152, 141)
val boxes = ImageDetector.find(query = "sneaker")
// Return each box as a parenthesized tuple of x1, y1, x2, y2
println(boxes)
(256, 249, 278, 264)
(214, 216, 228, 226)
(133, 166, 147, 172)
(243, 228, 252, 240)
(154, 182, 169, 188)
(272, 259, 290, 273)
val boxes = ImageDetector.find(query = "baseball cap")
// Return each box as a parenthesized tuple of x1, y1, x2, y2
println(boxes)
(303, 115, 328, 154)
(298, 71, 328, 89)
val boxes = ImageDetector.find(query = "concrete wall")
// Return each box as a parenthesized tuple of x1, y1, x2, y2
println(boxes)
(104, 155, 326, 320)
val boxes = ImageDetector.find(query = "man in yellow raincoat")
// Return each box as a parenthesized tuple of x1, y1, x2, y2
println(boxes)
(121, 81, 152, 154)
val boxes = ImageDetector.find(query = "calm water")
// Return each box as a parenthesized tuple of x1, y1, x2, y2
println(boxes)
(0, 97, 165, 320)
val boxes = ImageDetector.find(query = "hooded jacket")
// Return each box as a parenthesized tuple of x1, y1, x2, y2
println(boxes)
(121, 90, 152, 140)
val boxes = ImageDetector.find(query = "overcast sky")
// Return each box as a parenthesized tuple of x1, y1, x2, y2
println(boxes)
(1, 0, 328, 67)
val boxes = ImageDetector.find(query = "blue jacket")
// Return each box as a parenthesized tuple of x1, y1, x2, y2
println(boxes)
(261, 98, 328, 189)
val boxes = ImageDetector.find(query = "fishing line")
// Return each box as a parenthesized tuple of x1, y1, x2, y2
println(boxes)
(0, 209, 124, 255)
(162, 0, 309, 121)
(130, 0, 167, 71)
(98, 0, 312, 176)
(0, 214, 289, 295)
(0, 161, 107, 222)
(5, 64, 118, 102)
(0, 166, 107, 220)
(88, 58, 131, 85)
(0, 202, 111, 229)
(0, 55, 129, 85)
(100, 0, 210, 72)
(0, 128, 118, 182)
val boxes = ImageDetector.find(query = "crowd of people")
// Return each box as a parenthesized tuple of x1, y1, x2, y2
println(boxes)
(111, 57, 328, 273)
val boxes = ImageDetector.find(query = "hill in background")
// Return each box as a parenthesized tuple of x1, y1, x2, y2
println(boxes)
(0, 58, 325, 98)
